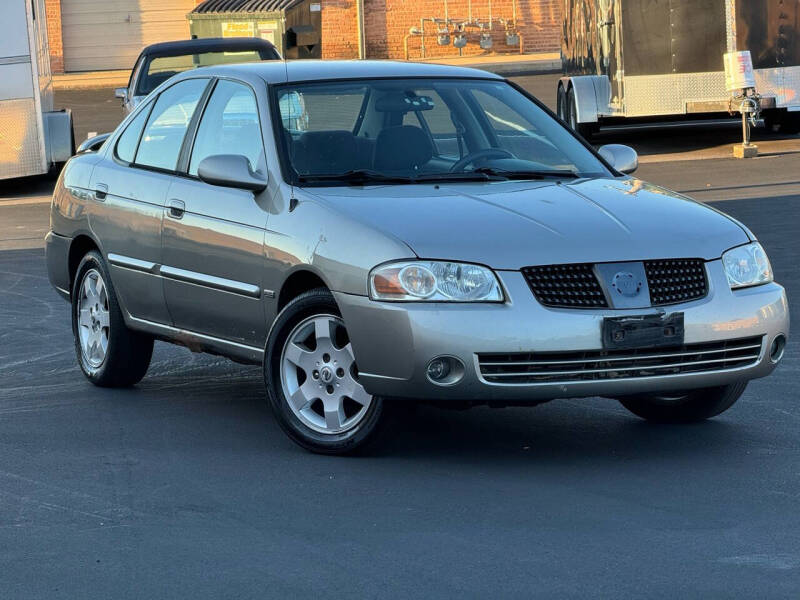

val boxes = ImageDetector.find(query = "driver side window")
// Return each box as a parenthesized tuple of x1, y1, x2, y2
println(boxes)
(189, 80, 263, 176)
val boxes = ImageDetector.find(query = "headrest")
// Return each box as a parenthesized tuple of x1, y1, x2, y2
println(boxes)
(294, 130, 357, 174)
(373, 126, 433, 172)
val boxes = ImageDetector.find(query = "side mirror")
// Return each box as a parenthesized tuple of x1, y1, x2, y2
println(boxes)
(76, 132, 111, 154)
(598, 144, 638, 174)
(115, 87, 128, 100)
(197, 155, 267, 192)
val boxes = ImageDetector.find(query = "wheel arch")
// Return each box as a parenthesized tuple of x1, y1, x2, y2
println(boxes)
(562, 75, 607, 124)
(278, 268, 330, 311)
(68, 234, 102, 291)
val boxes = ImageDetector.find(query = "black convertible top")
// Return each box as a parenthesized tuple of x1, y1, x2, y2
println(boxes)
(140, 37, 279, 59)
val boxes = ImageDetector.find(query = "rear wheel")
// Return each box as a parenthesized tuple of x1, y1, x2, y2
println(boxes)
(618, 382, 747, 423)
(71, 250, 153, 387)
(264, 288, 384, 454)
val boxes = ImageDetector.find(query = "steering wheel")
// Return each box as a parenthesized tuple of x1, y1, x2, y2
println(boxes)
(449, 148, 515, 172)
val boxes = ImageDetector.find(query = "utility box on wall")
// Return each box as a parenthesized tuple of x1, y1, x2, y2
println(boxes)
(188, 0, 321, 59)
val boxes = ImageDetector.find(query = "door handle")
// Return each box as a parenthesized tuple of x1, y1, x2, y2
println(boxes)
(167, 199, 185, 220)
(94, 183, 108, 201)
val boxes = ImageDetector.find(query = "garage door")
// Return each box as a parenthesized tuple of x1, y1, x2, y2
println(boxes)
(61, 0, 196, 72)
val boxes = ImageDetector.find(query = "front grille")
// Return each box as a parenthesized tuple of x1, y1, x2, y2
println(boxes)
(644, 259, 708, 306)
(522, 259, 709, 309)
(521, 263, 608, 308)
(477, 336, 762, 384)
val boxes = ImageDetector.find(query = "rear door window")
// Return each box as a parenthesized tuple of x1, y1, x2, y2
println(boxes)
(115, 108, 149, 163)
(134, 78, 208, 171)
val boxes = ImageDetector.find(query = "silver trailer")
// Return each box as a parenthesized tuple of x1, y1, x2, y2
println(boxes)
(0, 0, 73, 181)
(557, 0, 800, 137)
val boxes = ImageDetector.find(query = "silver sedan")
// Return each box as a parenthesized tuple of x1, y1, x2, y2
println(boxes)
(46, 61, 789, 454)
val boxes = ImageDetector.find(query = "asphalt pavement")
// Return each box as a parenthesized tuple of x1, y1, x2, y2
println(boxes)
(1, 77, 799, 598)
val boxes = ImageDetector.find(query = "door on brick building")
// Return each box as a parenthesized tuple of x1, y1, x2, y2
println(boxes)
(60, 0, 195, 72)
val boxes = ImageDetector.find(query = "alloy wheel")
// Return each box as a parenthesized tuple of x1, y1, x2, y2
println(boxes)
(77, 268, 110, 368)
(280, 314, 373, 434)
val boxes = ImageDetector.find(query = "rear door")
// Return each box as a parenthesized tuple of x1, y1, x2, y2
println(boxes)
(161, 78, 269, 347)
(90, 77, 209, 325)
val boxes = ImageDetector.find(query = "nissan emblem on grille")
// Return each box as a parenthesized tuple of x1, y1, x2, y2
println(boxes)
(612, 272, 642, 297)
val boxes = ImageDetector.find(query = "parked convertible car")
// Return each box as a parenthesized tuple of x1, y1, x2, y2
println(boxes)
(115, 37, 280, 114)
(46, 61, 789, 454)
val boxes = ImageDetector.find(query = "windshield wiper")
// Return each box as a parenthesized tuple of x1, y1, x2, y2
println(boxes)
(297, 169, 507, 185)
(471, 167, 579, 180)
(297, 169, 415, 185)
(411, 171, 506, 183)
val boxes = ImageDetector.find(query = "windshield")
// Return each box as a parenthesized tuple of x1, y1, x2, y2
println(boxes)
(137, 50, 272, 96)
(273, 78, 611, 185)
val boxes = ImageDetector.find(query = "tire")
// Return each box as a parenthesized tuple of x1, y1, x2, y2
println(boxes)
(557, 84, 568, 122)
(264, 288, 384, 454)
(71, 250, 153, 387)
(618, 381, 747, 424)
(567, 86, 597, 141)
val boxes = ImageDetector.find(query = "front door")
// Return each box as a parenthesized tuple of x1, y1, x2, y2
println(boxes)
(161, 79, 269, 347)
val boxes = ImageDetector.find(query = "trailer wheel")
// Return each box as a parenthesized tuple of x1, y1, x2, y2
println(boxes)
(567, 87, 596, 141)
(557, 84, 568, 122)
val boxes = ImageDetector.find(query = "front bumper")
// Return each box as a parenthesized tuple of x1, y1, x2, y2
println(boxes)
(335, 260, 789, 402)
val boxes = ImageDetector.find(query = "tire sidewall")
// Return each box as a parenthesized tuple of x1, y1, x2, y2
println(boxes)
(619, 382, 747, 423)
(264, 289, 384, 453)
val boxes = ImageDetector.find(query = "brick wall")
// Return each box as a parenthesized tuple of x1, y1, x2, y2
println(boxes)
(322, 0, 562, 60)
(45, 0, 64, 73)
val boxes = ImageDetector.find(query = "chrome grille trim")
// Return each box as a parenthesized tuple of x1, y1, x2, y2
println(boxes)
(477, 336, 763, 384)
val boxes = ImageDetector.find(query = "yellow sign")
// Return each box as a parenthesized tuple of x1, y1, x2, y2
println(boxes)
(221, 22, 255, 37)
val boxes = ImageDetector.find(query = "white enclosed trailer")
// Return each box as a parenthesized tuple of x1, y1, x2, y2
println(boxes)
(0, 0, 73, 181)
(557, 0, 800, 138)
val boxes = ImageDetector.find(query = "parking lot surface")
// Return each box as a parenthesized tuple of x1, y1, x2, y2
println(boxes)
(1, 76, 798, 598)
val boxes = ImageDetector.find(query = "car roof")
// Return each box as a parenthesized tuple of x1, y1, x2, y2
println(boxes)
(140, 37, 277, 58)
(184, 60, 505, 84)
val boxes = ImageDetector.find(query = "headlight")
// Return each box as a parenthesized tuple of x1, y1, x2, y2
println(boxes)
(370, 261, 504, 302)
(722, 242, 773, 289)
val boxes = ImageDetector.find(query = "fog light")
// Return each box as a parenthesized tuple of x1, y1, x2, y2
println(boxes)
(426, 356, 465, 386)
(770, 334, 786, 364)
(427, 358, 451, 380)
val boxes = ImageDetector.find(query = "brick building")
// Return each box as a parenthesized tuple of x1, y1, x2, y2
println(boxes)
(325, 0, 562, 61)
(44, 0, 561, 73)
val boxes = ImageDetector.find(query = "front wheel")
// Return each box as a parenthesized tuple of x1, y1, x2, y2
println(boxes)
(618, 381, 747, 423)
(264, 288, 384, 454)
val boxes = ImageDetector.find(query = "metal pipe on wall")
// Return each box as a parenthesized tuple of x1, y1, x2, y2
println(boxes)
(356, 0, 366, 58)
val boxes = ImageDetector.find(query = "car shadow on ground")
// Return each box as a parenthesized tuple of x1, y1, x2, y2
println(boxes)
(124, 360, 754, 465)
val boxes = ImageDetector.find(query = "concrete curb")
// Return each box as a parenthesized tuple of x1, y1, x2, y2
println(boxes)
(53, 71, 129, 91)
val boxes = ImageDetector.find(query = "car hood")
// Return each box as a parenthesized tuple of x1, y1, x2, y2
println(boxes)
(306, 178, 750, 270)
